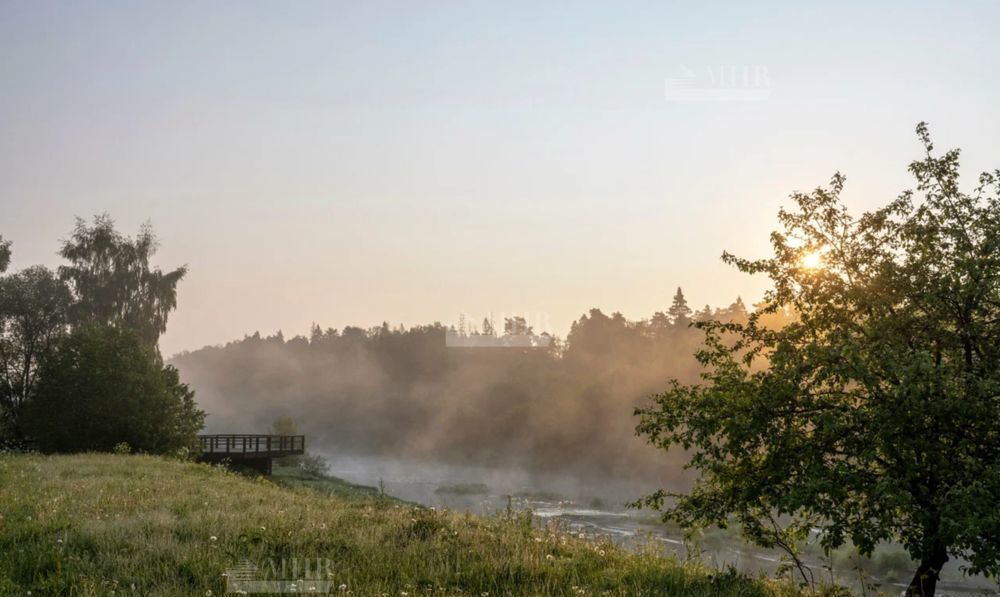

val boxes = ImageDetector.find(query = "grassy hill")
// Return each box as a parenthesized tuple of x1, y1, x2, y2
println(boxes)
(0, 453, 831, 596)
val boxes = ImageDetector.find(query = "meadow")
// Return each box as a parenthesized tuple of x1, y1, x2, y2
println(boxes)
(0, 453, 839, 596)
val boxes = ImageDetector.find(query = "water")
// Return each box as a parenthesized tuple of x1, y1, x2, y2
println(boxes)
(318, 451, 997, 596)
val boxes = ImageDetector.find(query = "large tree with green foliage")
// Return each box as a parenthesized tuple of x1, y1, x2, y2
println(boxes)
(26, 325, 204, 454)
(59, 215, 187, 348)
(0, 266, 71, 440)
(635, 124, 1000, 596)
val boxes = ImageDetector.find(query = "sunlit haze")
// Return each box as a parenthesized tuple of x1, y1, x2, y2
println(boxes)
(801, 251, 824, 271)
(2, 1, 998, 356)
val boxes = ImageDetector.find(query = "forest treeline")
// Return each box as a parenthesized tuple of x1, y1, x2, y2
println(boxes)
(172, 290, 796, 482)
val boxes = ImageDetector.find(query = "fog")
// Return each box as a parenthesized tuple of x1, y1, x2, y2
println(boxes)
(171, 296, 792, 493)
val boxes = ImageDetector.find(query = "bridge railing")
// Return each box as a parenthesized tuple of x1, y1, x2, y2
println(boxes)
(198, 434, 305, 455)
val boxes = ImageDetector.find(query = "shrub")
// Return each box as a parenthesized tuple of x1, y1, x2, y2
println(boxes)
(298, 453, 329, 476)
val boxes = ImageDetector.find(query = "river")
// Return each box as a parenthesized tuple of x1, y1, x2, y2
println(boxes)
(318, 451, 996, 596)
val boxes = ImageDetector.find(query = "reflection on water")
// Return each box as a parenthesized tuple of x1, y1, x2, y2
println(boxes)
(319, 452, 996, 596)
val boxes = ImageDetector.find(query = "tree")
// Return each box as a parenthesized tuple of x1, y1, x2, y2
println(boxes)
(635, 124, 1000, 596)
(667, 287, 692, 327)
(648, 311, 671, 337)
(58, 215, 187, 347)
(503, 315, 532, 336)
(694, 304, 714, 322)
(0, 266, 71, 440)
(26, 325, 204, 454)
(270, 415, 327, 474)
(718, 296, 748, 323)
(271, 415, 297, 436)
(270, 415, 302, 468)
(0, 236, 10, 273)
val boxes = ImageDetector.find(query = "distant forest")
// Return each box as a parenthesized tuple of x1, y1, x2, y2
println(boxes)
(171, 290, 796, 483)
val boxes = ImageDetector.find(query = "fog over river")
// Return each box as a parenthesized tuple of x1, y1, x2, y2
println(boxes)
(318, 452, 997, 597)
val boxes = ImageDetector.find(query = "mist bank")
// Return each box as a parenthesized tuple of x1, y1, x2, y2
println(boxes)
(171, 295, 794, 485)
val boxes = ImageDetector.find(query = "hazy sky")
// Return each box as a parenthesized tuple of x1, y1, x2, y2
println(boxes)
(2, 1, 998, 356)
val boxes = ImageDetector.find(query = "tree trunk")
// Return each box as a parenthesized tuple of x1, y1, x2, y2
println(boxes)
(904, 546, 949, 597)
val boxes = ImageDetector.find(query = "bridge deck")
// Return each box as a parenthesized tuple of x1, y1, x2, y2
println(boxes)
(198, 434, 305, 474)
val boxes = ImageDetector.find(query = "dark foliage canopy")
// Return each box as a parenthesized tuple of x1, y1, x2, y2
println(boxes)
(27, 325, 204, 454)
(0, 236, 9, 274)
(59, 214, 186, 347)
(0, 266, 71, 439)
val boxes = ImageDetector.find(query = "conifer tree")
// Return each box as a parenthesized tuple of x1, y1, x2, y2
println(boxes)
(667, 287, 692, 326)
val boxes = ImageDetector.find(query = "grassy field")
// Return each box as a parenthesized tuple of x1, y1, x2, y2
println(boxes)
(0, 453, 840, 596)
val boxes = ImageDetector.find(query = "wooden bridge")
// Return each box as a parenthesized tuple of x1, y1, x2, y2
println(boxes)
(198, 434, 305, 475)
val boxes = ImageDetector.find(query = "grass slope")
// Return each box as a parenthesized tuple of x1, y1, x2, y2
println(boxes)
(0, 454, 829, 596)
(270, 464, 384, 500)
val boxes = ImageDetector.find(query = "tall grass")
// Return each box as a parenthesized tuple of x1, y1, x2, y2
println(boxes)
(0, 453, 835, 596)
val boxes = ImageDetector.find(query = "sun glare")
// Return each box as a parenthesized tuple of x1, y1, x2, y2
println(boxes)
(801, 251, 824, 271)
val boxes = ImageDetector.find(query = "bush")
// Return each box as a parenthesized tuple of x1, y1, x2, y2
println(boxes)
(25, 325, 204, 454)
(298, 453, 329, 476)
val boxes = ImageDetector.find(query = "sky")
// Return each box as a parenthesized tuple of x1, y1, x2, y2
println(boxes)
(1, 1, 998, 357)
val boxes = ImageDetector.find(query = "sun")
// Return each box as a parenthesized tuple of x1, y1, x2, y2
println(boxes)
(801, 251, 824, 270)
